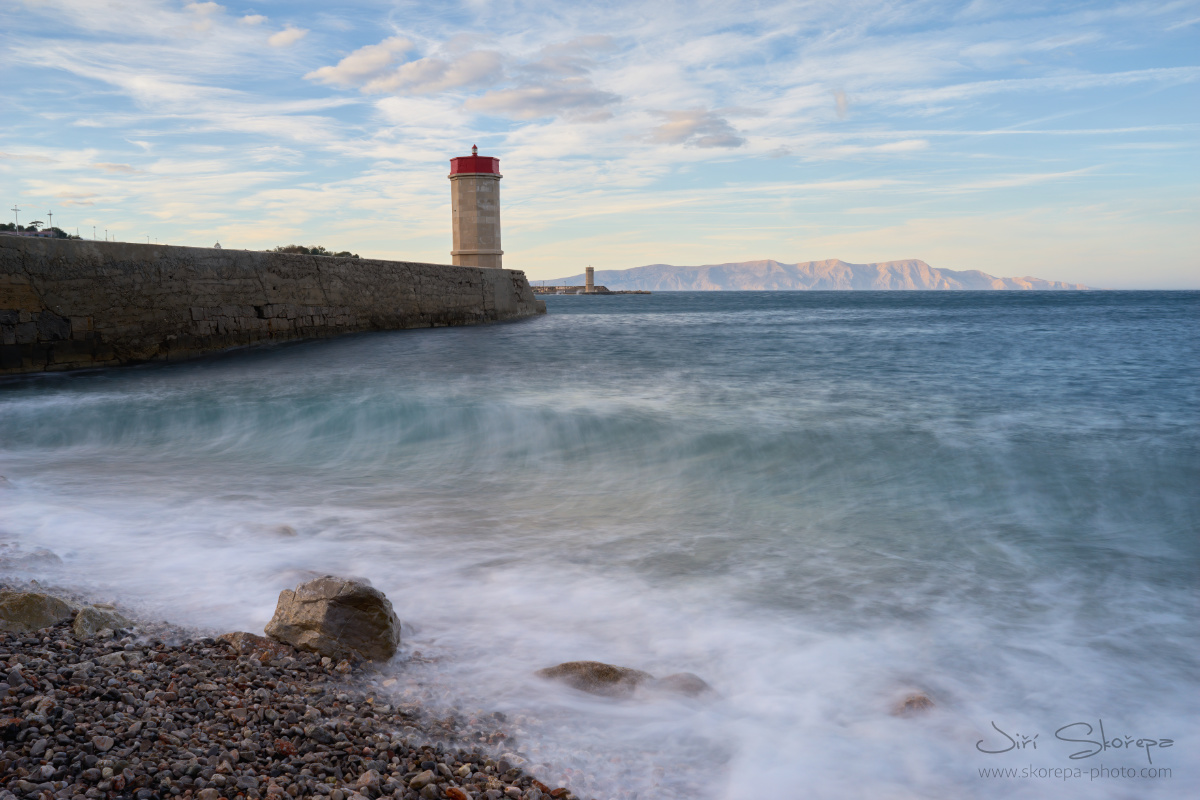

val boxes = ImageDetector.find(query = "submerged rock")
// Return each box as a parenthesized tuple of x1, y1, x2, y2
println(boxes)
(72, 604, 132, 638)
(894, 692, 935, 716)
(536, 661, 654, 698)
(0, 546, 63, 571)
(538, 661, 717, 701)
(264, 575, 400, 662)
(647, 671, 716, 698)
(0, 591, 73, 632)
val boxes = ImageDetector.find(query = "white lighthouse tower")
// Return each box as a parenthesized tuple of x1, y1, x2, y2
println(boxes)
(448, 145, 503, 269)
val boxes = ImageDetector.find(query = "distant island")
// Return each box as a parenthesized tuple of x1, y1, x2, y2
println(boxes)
(544, 259, 1089, 291)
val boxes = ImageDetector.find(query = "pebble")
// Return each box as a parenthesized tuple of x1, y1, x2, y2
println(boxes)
(0, 584, 582, 800)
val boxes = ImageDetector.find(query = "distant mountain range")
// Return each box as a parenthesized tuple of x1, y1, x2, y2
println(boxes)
(544, 259, 1089, 290)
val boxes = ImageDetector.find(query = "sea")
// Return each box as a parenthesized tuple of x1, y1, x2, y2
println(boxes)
(1, 291, 1197, 799)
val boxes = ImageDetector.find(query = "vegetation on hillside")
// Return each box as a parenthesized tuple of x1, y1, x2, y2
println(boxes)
(270, 244, 359, 258)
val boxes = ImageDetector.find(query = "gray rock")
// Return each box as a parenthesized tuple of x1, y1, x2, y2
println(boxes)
(535, 661, 653, 698)
(264, 576, 400, 662)
(0, 591, 73, 633)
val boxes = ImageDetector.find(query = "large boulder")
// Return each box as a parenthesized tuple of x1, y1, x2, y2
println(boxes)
(72, 604, 132, 638)
(264, 576, 400, 662)
(536, 661, 654, 698)
(0, 591, 73, 633)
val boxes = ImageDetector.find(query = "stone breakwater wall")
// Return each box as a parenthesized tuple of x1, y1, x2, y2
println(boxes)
(0, 236, 545, 375)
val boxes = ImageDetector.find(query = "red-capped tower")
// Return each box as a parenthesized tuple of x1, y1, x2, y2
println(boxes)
(449, 144, 503, 269)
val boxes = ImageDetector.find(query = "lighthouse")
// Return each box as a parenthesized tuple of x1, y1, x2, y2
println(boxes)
(449, 145, 503, 269)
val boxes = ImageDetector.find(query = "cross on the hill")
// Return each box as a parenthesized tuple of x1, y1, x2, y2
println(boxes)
(47, 210, 53, 230)
(10, 205, 18, 225)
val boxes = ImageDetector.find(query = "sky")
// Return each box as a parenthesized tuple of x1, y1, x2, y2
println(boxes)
(1, 0, 1198, 288)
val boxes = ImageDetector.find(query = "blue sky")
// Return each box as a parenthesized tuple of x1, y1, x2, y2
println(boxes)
(2, 0, 1197, 287)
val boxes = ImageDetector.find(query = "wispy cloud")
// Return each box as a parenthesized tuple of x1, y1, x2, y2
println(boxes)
(268, 26, 308, 48)
(649, 109, 745, 148)
(466, 79, 619, 120)
(306, 36, 413, 87)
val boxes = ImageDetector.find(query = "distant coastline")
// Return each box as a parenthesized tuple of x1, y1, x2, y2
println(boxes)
(545, 259, 1090, 291)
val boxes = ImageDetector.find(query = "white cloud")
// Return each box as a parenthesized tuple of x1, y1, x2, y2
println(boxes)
(268, 26, 308, 48)
(306, 37, 413, 87)
(834, 90, 849, 119)
(649, 109, 745, 148)
(91, 162, 139, 174)
(826, 139, 930, 156)
(466, 78, 619, 120)
(362, 50, 503, 94)
(240, 14, 266, 26)
(186, 2, 223, 15)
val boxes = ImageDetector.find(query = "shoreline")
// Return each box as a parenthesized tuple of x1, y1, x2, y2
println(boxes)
(0, 583, 578, 800)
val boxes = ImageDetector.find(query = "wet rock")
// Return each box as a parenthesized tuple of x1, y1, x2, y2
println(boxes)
(535, 661, 653, 698)
(72, 604, 133, 637)
(894, 692, 935, 716)
(647, 672, 716, 698)
(0, 590, 73, 632)
(264, 575, 401, 662)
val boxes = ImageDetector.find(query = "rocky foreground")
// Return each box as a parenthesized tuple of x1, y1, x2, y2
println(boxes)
(0, 593, 578, 800)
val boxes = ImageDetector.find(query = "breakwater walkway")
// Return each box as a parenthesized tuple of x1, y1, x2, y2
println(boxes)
(0, 237, 545, 375)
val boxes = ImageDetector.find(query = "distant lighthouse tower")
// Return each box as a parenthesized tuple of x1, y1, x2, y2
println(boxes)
(449, 145, 503, 269)
(585, 266, 595, 293)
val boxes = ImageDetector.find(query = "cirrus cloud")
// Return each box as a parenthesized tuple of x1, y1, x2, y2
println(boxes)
(650, 108, 745, 148)
(268, 26, 308, 48)
(465, 78, 619, 120)
(305, 36, 413, 87)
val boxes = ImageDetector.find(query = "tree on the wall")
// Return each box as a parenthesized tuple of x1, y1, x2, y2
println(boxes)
(270, 244, 359, 258)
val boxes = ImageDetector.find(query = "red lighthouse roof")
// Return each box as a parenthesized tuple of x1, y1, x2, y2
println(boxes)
(449, 144, 500, 176)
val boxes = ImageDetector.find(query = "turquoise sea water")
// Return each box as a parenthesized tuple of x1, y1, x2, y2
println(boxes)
(1, 291, 1197, 799)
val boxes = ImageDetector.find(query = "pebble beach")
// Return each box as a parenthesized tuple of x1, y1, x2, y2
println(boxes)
(0, 585, 577, 800)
